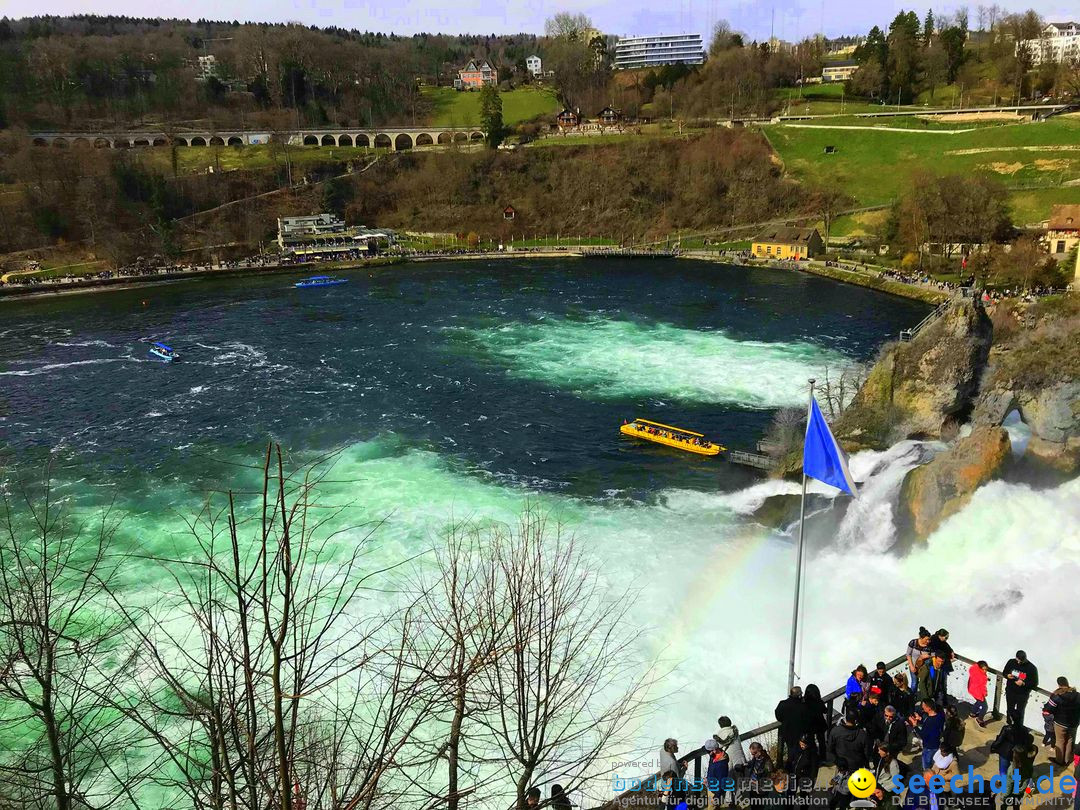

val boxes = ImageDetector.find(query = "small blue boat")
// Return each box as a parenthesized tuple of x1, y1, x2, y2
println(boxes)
(148, 342, 177, 363)
(295, 275, 348, 289)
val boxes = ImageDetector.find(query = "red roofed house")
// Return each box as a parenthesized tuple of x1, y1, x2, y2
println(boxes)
(455, 59, 498, 90)
(1047, 204, 1080, 257)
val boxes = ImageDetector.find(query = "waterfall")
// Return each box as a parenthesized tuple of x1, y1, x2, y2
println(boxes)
(833, 440, 944, 552)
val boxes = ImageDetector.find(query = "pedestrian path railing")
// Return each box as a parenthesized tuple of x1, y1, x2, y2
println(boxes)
(726, 449, 778, 471)
(899, 301, 950, 341)
(598, 650, 1058, 810)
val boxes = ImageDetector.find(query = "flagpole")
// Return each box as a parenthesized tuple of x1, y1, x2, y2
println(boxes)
(787, 378, 815, 693)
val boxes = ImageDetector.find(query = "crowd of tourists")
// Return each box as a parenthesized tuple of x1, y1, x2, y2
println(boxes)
(646, 628, 1079, 809)
(879, 268, 972, 292)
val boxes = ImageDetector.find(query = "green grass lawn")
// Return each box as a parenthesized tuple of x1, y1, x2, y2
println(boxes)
(422, 86, 560, 127)
(136, 144, 383, 176)
(765, 116, 1080, 208)
(786, 114, 1016, 130)
(1008, 186, 1080, 226)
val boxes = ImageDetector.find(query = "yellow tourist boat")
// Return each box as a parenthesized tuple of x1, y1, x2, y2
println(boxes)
(619, 419, 724, 457)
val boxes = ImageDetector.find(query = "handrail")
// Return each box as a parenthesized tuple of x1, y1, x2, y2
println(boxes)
(601, 649, 1058, 809)
(900, 299, 950, 341)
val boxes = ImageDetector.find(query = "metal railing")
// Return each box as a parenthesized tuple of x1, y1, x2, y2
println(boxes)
(899, 300, 950, 341)
(599, 649, 1059, 809)
(726, 449, 778, 471)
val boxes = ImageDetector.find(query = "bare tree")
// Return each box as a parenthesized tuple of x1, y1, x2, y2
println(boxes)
(544, 13, 593, 41)
(819, 363, 869, 419)
(477, 508, 655, 810)
(407, 520, 514, 810)
(810, 183, 850, 252)
(109, 445, 436, 810)
(0, 474, 151, 810)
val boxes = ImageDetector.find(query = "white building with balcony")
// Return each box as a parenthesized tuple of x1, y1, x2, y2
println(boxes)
(1020, 22, 1080, 65)
(613, 34, 705, 70)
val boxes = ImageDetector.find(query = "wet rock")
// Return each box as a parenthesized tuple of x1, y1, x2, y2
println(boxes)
(837, 299, 993, 448)
(752, 492, 839, 531)
(896, 426, 1011, 544)
(973, 380, 1080, 474)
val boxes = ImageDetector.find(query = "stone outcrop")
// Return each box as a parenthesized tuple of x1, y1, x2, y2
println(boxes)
(974, 380, 1080, 473)
(836, 298, 993, 449)
(897, 426, 1012, 543)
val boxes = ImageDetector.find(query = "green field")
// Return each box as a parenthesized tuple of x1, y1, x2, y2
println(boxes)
(764, 117, 1080, 216)
(136, 144, 383, 176)
(422, 86, 560, 127)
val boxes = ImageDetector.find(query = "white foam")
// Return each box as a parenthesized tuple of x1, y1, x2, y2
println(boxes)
(0, 358, 134, 376)
(456, 316, 850, 408)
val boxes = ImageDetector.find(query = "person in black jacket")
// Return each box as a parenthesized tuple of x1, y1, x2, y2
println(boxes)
(776, 687, 815, 770)
(1002, 651, 1039, 725)
(868, 662, 894, 705)
(876, 705, 910, 757)
(1044, 676, 1080, 766)
(803, 684, 830, 763)
(789, 734, 820, 789)
(828, 713, 871, 772)
(891, 673, 916, 720)
(928, 629, 956, 675)
(856, 690, 886, 737)
(990, 719, 1034, 777)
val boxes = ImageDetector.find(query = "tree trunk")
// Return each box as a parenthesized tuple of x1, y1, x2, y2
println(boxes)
(42, 697, 71, 810)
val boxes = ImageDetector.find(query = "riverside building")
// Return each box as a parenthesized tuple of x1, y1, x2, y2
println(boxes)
(613, 34, 705, 69)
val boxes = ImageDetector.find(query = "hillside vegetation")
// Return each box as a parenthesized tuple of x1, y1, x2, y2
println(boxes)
(765, 116, 1080, 218)
(422, 87, 560, 127)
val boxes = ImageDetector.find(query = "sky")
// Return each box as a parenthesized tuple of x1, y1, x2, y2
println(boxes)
(6, 0, 1077, 42)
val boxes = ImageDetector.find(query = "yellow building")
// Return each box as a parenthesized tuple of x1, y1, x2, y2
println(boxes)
(821, 60, 859, 82)
(752, 227, 825, 261)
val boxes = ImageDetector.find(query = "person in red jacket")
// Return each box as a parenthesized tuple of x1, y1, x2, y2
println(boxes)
(968, 660, 990, 727)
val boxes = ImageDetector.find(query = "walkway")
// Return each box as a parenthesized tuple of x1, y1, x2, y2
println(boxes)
(600, 654, 1070, 810)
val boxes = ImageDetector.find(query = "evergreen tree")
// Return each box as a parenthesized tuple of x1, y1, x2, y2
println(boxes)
(479, 83, 503, 149)
(923, 10, 935, 45)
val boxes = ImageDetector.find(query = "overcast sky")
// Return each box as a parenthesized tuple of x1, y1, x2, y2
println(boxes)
(7, 0, 1076, 41)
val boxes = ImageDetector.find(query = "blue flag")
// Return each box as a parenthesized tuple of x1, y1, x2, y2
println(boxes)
(803, 397, 858, 497)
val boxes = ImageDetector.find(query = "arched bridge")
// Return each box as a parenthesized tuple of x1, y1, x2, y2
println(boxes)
(29, 127, 486, 151)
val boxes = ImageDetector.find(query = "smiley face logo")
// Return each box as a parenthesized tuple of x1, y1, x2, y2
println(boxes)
(847, 768, 876, 799)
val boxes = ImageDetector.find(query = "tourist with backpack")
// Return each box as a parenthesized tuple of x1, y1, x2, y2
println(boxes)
(1044, 676, 1080, 767)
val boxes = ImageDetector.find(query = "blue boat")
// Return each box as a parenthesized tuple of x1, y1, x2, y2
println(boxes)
(148, 342, 177, 363)
(295, 275, 348, 289)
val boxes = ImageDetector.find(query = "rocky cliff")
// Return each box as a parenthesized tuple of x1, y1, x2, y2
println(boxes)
(835, 298, 993, 449)
(971, 297, 1080, 474)
(895, 426, 1012, 544)
(772, 294, 1080, 546)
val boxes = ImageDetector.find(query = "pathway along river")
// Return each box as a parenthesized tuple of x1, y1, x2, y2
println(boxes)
(2, 258, 1078, 792)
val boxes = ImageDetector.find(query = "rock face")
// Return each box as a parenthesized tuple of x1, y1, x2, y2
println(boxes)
(974, 380, 1080, 474)
(837, 299, 993, 449)
(751, 492, 837, 530)
(897, 426, 1012, 543)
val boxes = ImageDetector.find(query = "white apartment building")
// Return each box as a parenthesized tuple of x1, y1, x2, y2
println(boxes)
(526, 55, 542, 76)
(613, 34, 705, 70)
(1019, 22, 1080, 65)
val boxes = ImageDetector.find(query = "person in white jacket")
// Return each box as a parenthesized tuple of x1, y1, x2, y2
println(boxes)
(659, 738, 683, 781)
(713, 717, 746, 767)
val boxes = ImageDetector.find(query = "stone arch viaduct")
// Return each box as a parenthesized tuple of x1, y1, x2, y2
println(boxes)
(28, 126, 486, 151)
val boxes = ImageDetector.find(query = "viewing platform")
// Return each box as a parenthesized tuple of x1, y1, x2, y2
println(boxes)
(597, 653, 1068, 810)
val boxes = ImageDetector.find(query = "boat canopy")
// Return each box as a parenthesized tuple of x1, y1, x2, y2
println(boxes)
(304, 276, 331, 281)
(152, 342, 173, 352)
(632, 418, 704, 438)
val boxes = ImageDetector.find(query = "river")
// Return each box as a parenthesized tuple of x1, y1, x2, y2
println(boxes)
(1, 258, 1078, 794)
